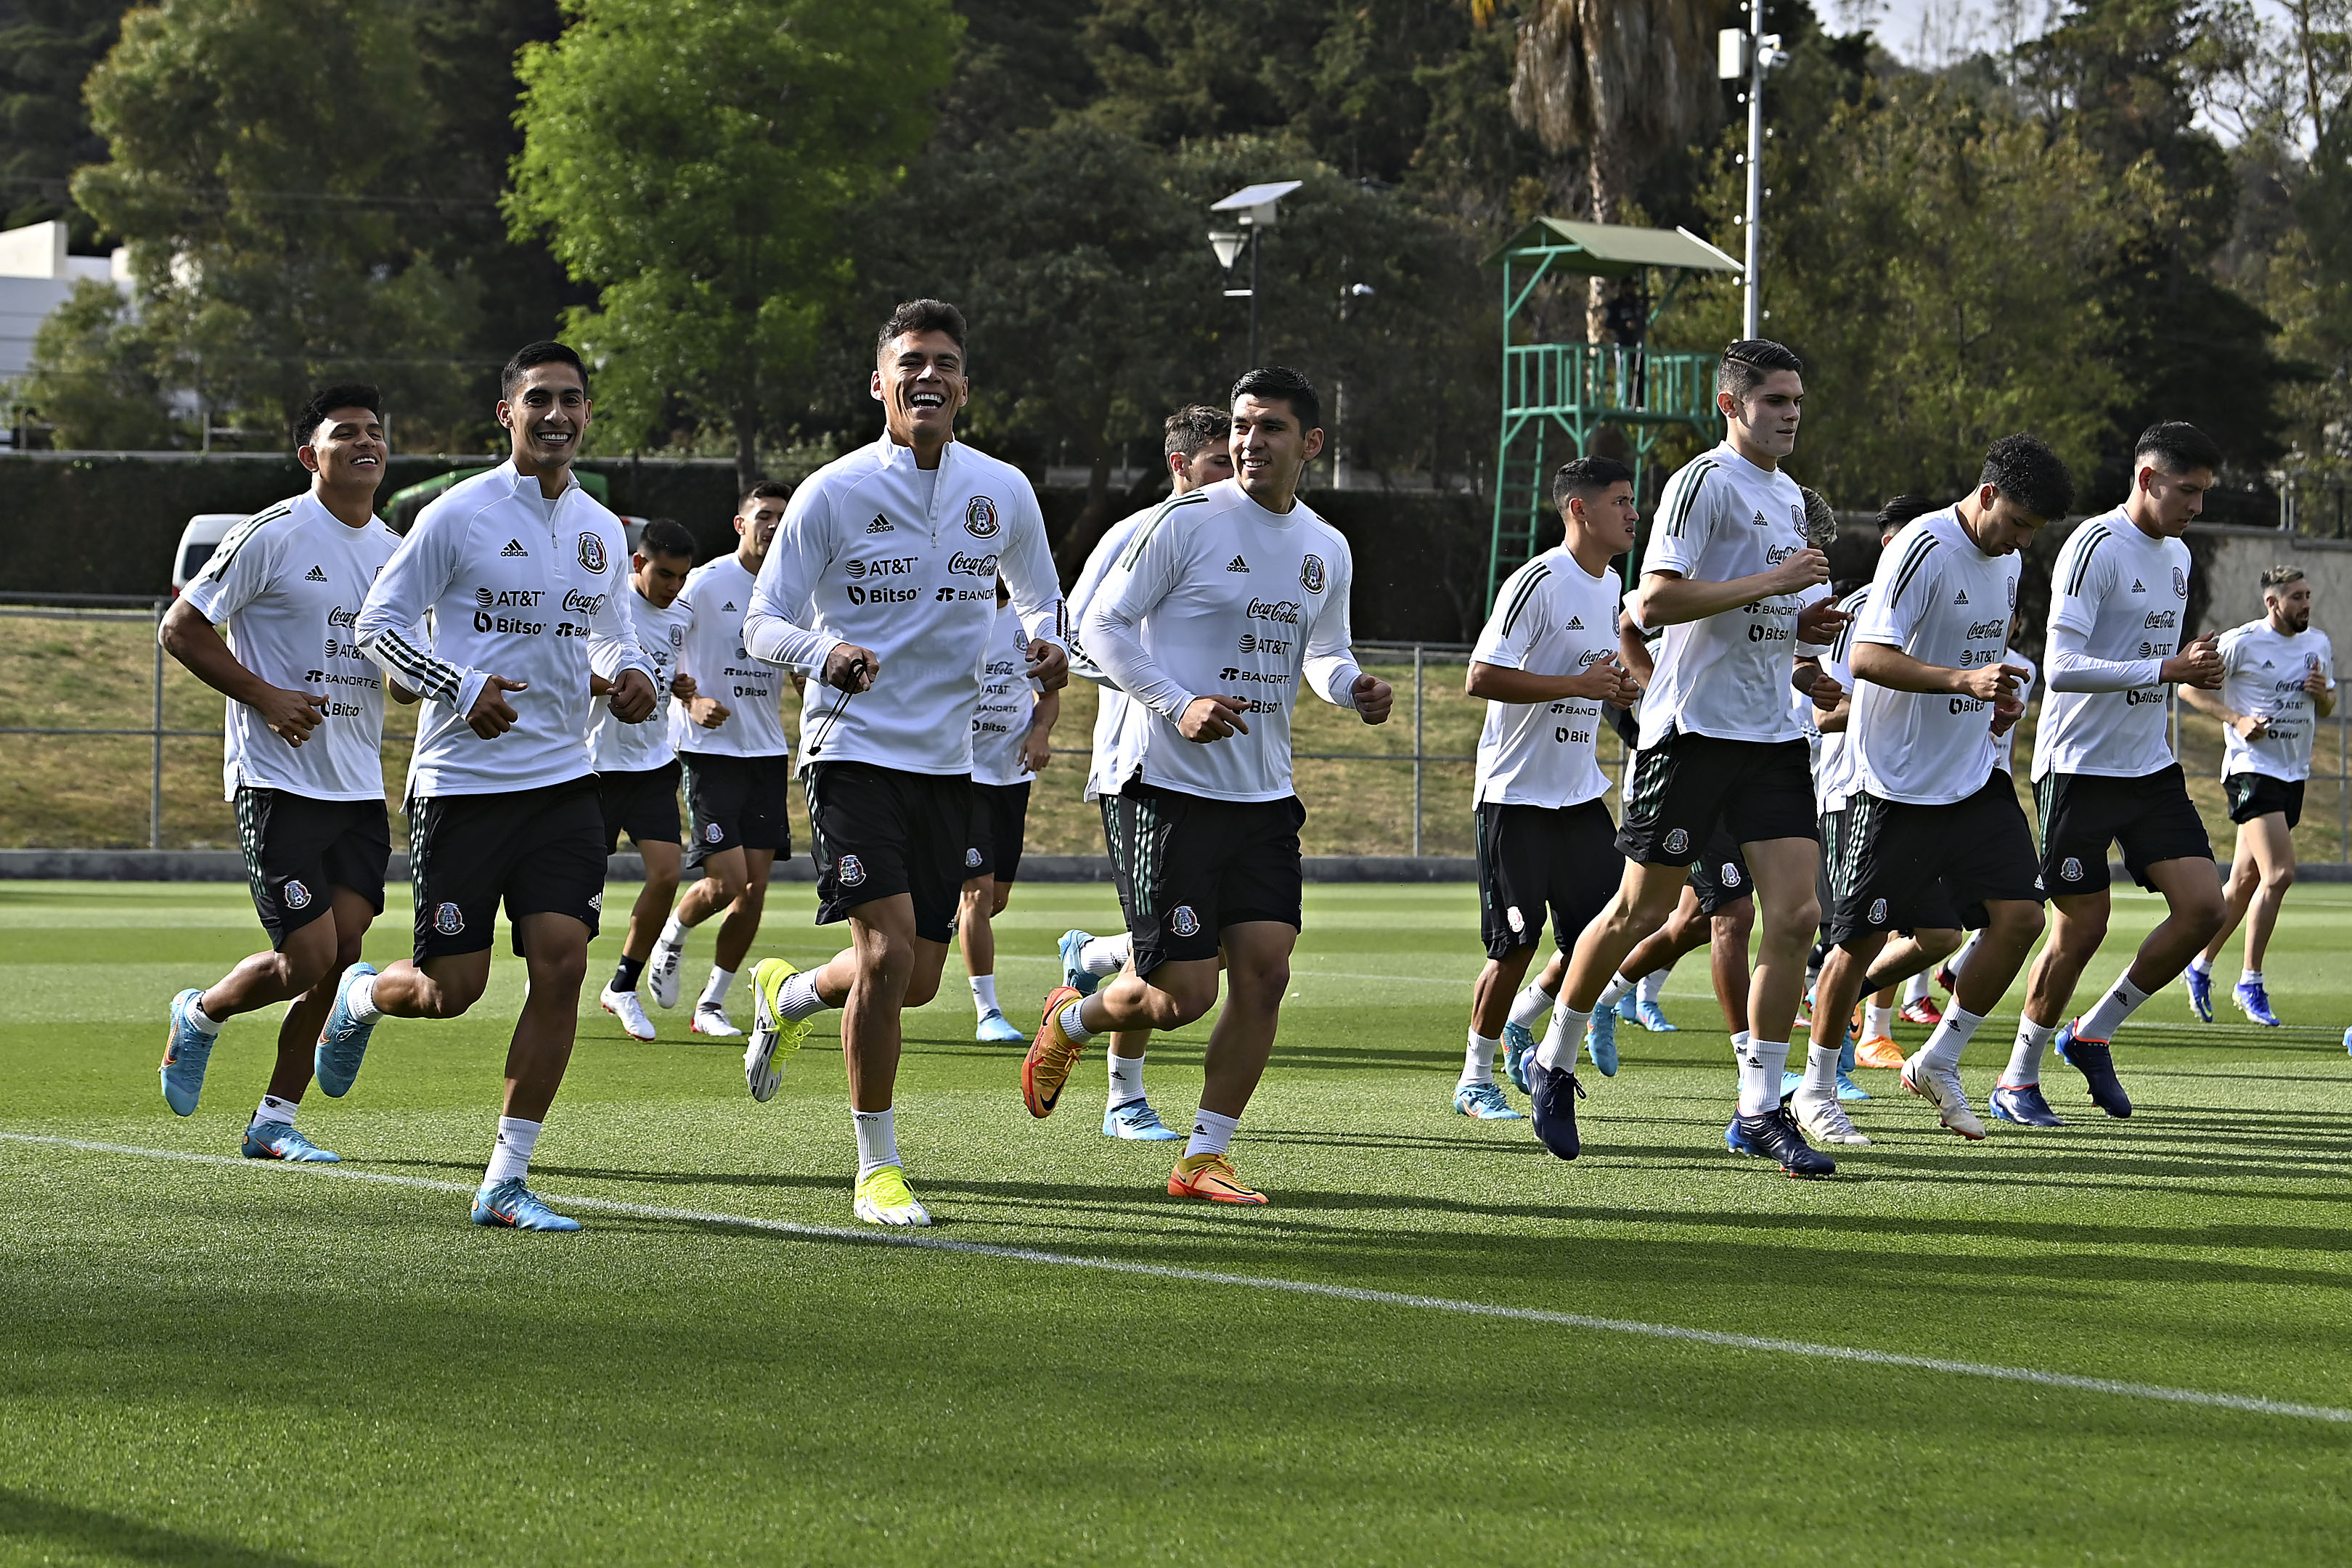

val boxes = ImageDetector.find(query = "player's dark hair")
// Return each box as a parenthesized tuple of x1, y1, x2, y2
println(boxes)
(738, 480, 792, 513)
(502, 340, 589, 400)
(1717, 338, 1802, 401)
(2135, 420, 2222, 476)
(1552, 456, 1635, 509)
(1231, 365, 1321, 432)
(1164, 404, 1232, 460)
(1980, 433, 2075, 520)
(2261, 564, 2306, 592)
(876, 298, 967, 360)
(291, 382, 380, 450)
(1875, 492, 1937, 534)
(638, 517, 696, 560)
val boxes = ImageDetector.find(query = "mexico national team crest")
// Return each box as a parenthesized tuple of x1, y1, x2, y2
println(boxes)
(281, 878, 311, 910)
(670, 625, 685, 648)
(965, 847, 983, 868)
(1506, 905, 1525, 934)
(965, 497, 1000, 539)
(1720, 862, 1742, 889)
(2060, 856, 2083, 883)
(1300, 553, 1326, 594)
(435, 901, 465, 936)
(1168, 905, 1201, 937)
(2172, 565, 2187, 597)
(1868, 897, 1890, 926)
(1663, 828, 1690, 857)
(704, 822, 724, 844)
(838, 854, 867, 887)
(577, 531, 608, 573)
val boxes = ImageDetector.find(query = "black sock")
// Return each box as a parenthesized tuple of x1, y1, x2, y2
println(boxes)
(613, 954, 647, 992)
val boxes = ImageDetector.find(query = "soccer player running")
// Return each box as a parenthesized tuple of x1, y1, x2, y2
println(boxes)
(1027, 367, 1393, 1205)
(1058, 404, 1233, 1140)
(960, 580, 1061, 1042)
(2005, 423, 2227, 1120)
(332, 341, 660, 1231)
(158, 385, 403, 1161)
(737, 299, 1068, 1228)
(645, 483, 797, 1038)
(592, 517, 699, 1041)
(1453, 458, 1641, 1119)
(2180, 565, 2335, 1026)
(1802, 436, 2070, 1146)
(1523, 340, 1845, 1173)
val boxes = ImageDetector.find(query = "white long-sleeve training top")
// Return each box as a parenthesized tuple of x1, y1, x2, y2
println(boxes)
(356, 462, 650, 799)
(742, 436, 1063, 775)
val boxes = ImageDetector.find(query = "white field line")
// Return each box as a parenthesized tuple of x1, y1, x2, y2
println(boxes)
(5, 1130, 2347, 1427)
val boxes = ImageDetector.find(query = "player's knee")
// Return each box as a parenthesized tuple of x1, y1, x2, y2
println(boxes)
(1990, 903, 2045, 946)
(991, 886, 1012, 918)
(2262, 864, 2296, 897)
(531, 945, 589, 996)
(1761, 893, 1820, 944)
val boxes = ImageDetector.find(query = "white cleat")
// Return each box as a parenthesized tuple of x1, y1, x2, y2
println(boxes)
(1792, 1093, 1872, 1146)
(647, 939, 685, 1009)
(599, 986, 657, 1041)
(691, 1002, 742, 1039)
(1902, 1053, 1987, 1140)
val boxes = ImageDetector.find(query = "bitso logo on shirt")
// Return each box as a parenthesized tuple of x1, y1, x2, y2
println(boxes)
(1168, 905, 1201, 937)
(577, 532, 608, 573)
(435, 901, 465, 935)
(1300, 554, 1326, 594)
(837, 854, 867, 887)
(965, 497, 1000, 538)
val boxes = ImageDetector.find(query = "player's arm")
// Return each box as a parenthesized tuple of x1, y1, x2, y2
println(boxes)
(1617, 613, 1654, 685)
(1001, 484, 1069, 690)
(1630, 478, 1829, 628)
(2308, 641, 2337, 718)
(2175, 679, 2265, 737)
(1849, 641, 2024, 701)
(160, 577, 327, 747)
(581, 527, 656, 722)
(1018, 687, 1060, 774)
(1084, 528, 1238, 740)
(356, 505, 518, 735)
(1300, 539, 1390, 724)
(745, 480, 873, 691)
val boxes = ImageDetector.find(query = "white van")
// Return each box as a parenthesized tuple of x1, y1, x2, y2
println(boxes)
(171, 513, 248, 594)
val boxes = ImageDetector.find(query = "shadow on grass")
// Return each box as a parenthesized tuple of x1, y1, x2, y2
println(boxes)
(0, 1489, 317, 1567)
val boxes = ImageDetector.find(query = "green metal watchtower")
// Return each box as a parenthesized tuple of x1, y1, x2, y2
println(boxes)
(1486, 219, 1743, 608)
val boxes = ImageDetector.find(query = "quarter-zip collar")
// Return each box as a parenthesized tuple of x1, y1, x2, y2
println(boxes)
(871, 435, 960, 538)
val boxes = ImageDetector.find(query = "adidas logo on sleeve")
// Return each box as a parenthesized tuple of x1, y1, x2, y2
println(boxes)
(304, 565, 328, 581)
(1226, 555, 1251, 573)
(501, 539, 528, 558)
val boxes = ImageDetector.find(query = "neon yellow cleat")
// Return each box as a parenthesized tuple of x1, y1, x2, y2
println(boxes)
(744, 957, 813, 1103)
(852, 1164, 931, 1227)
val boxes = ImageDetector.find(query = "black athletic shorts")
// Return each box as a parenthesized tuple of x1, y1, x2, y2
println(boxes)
(1617, 730, 1818, 865)
(682, 752, 793, 870)
(1825, 773, 2044, 947)
(599, 758, 681, 852)
(233, 788, 388, 952)
(968, 780, 1032, 884)
(1106, 781, 1304, 973)
(2035, 764, 2213, 895)
(1686, 824, 1755, 914)
(407, 775, 605, 963)
(804, 760, 971, 943)
(1475, 798, 1620, 959)
(2226, 772, 2304, 829)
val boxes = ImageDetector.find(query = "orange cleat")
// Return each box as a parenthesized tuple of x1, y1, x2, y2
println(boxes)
(1853, 1034, 1905, 1070)
(1168, 1151, 1268, 1204)
(1023, 984, 1087, 1118)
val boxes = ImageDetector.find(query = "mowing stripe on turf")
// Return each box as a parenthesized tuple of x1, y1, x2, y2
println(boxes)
(7, 1129, 2347, 1428)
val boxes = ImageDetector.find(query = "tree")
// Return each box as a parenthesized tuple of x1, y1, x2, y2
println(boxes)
(16, 278, 173, 449)
(0, 1, 132, 243)
(508, 0, 959, 490)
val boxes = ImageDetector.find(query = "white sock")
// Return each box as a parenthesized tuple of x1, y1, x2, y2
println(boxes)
(252, 1093, 298, 1127)
(346, 972, 381, 1024)
(1536, 1001, 1590, 1071)
(1185, 1106, 1239, 1159)
(1951, 931, 1983, 978)
(484, 1116, 540, 1185)
(1506, 979, 1556, 1030)
(1902, 972, 1932, 1004)
(776, 971, 829, 1021)
(1736, 1037, 1792, 1118)
(2004, 1017, 2056, 1086)
(852, 1106, 899, 1178)
(658, 915, 687, 948)
(2240, 968, 2263, 987)
(1797, 1042, 1839, 1101)
(971, 973, 1000, 1017)
(2186, 952, 2211, 977)
(1864, 1003, 1894, 1038)
(1597, 972, 1636, 1009)
(187, 999, 224, 1034)
(1921, 1003, 1985, 1071)
(1079, 934, 1130, 976)
(699, 967, 735, 1009)
(1108, 1050, 1146, 1108)
(1637, 969, 1668, 1007)
(1731, 1029, 1750, 1054)
(2077, 970, 2154, 1042)
(1058, 999, 1098, 1045)
(1460, 1029, 1499, 1089)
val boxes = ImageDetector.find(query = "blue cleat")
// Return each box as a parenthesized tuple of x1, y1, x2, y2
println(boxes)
(1058, 930, 1100, 997)
(976, 1008, 1026, 1043)
(1836, 1071, 1869, 1101)
(470, 1178, 581, 1231)
(1453, 1080, 1524, 1120)
(1103, 1096, 1183, 1140)
(1614, 989, 1640, 1024)
(1987, 1082, 2065, 1127)
(2054, 1021, 2131, 1118)
(242, 1121, 340, 1161)
(1584, 1005, 1619, 1077)
(1780, 1068, 1805, 1098)
(1526, 1054, 1585, 1160)
(1635, 998, 1678, 1033)
(2185, 965, 2213, 1022)
(2233, 979, 2282, 1028)
(313, 962, 379, 1099)
(1725, 1108, 1837, 1176)
(1502, 1021, 1537, 1093)
(160, 987, 217, 1116)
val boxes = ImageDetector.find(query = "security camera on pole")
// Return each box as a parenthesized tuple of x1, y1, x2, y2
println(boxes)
(1208, 181, 1302, 369)
(1719, 9, 1788, 338)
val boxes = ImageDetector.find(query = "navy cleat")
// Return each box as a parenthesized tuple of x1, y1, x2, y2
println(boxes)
(313, 962, 380, 1099)
(2233, 979, 2282, 1028)
(1725, 1107, 1837, 1177)
(2184, 965, 2213, 1022)
(1058, 929, 1101, 997)
(1502, 1021, 1537, 1093)
(1525, 1053, 1586, 1160)
(1584, 1005, 1619, 1077)
(241, 1121, 340, 1161)
(2054, 1021, 2131, 1118)
(160, 988, 217, 1116)
(1987, 1082, 2065, 1127)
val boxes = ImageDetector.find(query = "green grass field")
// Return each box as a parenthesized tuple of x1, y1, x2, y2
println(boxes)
(5, 878, 2352, 1565)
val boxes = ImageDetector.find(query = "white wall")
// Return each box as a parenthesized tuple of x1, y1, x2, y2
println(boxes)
(2197, 528, 2352, 650)
(0, 221, 131, 383)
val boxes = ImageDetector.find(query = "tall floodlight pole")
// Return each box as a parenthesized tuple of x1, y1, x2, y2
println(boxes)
(1209, 181, 1302, 372)
(1720, 10, 1785, 338)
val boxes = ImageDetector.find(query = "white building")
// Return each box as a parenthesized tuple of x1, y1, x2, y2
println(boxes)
(0, 219, 131, 383)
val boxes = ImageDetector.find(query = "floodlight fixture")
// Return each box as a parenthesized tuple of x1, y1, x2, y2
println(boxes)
(1209, 229, 1246, 270)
